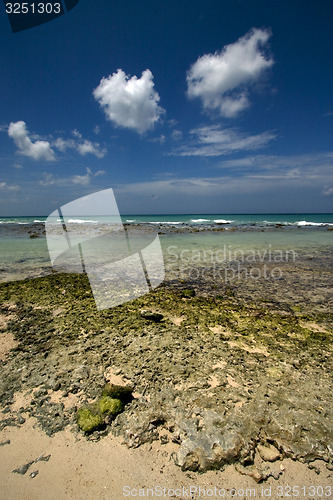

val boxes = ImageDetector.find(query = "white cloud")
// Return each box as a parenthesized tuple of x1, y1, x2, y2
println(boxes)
(172, 125, 276, 156)
(39, 173, 56, 187)
(72, 167, 106, 184)
(113, 151, 333, 212)
(8, 121, 56, 161)
(53, 131, 106, 158)
(76, 139, 106, 157)
(39, 167, 106, 188)
(53, 138, 71, 152)
(218, 152, 333, 177)
(322, 186, 333, 196)
(72, 129, 82, 139)
(150, 134, 166, 144)
(0, 181, 20, 191)
(187, 28, 273, 117)
(93, 69, 165, 133)
(72, 172, 91, 185)
(170, 129, 183, 141)
(94, 169, 106, 177)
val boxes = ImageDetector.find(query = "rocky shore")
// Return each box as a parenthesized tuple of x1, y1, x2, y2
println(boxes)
(0, 249, 332, 482)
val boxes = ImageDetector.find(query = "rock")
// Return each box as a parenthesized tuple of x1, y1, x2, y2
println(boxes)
(182, 289, 196, 298)
(33, 388, 48, 398)
(51, 381, 61, 391)
(35, 454, 51, 462)
(257, 443, 280, 462)
(140, 310, 164, 322)
(104, 415, 113, 425)
(1, 273, 333, 472)
(73, 365, 90, 380)
(235, 464, 263, 483)
(160, 434, 169, 444)
(181, 451, 201, 471)
(12, 461, 34, 475)
(0, 439, 10, 446)
(98, 396, 123, 416)
(174, 411, 251, 472)
(76, 408, 104, 434)
(29, 470, 39, 478)
(17, 415, 26, 424)
(76, 396, 123, 433)
(67, 384, 80, 394)
(262, 465, 282, 480)
(102, 383, 133, 403)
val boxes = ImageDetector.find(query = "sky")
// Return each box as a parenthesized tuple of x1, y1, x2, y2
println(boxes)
(0, 0, 332, 215)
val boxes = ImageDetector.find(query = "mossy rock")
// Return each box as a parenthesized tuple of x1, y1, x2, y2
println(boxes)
(102, 383, 133, 403)
(76, 407, 104, 434)
(76, 397, 123, 433)
(98, 396, 123, 416)
(182, 289, 196, 298)
(140, 310, 164, 322)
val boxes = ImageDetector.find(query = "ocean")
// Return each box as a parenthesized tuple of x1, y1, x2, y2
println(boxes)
(1, 213, 333, 228)
(0, 213, 332, 284)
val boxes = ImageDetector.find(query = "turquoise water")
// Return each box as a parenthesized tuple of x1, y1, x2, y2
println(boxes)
(1, 213, 333, 227)
(0, 214, 332, 283)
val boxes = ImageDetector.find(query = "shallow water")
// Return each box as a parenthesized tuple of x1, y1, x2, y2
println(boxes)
(0, 220, 332, 283)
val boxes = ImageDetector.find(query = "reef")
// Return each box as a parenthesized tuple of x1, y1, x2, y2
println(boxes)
(0, 263, 332, 473)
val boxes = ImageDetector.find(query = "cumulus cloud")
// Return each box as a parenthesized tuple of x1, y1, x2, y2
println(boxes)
(53, 130, 106, 158)
(187, 28, 273, 117)
(93, 69, 165, 133)
(8, 121, 56, 161)
(171, 125, 276, 156)
(72, 171, 91, 185)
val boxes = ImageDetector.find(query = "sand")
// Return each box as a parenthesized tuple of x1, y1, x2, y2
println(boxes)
(0, 416, 332, 500)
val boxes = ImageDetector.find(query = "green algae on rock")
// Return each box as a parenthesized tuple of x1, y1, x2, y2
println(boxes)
(76, 397, 123, 433)
(76, 408, 104, 434)
(0, 268, 332, 470)
(98, 396, 123, 416)
(102, 383, 133, 404)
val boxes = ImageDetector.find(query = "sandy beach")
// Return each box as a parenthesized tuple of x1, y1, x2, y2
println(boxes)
(1, 419, 331, 500)
(1, 0, 333, 493)
(0, 226, 332, 499)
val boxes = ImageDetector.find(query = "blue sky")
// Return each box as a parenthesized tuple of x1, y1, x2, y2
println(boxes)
(0, 0, 332, 215)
